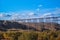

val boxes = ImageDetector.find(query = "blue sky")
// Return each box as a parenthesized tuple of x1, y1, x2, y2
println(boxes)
(0, 0, 60, 20)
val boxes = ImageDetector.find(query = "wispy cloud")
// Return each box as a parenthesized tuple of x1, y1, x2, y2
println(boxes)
(40, 8, 60, 18)
(0, 8, 60, 20)
(38, 4, 43, 7)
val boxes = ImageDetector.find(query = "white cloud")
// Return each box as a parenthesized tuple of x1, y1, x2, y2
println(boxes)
(5, 11, 35, 20)
(40, 13, 52, 18)
(40, 8, 60, 18)
(36, 4, 43, 12)
(0, 13, 3, 17)
(0, 8, 60, 20)
(36, 8, 40, 12)
(28, 12, 34, 16)
(38, 5, 43, 7)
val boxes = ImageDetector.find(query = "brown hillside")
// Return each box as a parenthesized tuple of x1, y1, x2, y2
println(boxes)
(0, 20, 60, 31)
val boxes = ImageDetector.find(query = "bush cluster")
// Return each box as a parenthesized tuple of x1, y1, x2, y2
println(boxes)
(0, 30, 60, 40)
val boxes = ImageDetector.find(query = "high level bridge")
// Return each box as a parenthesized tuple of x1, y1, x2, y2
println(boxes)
(15, 16, 60, 24)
